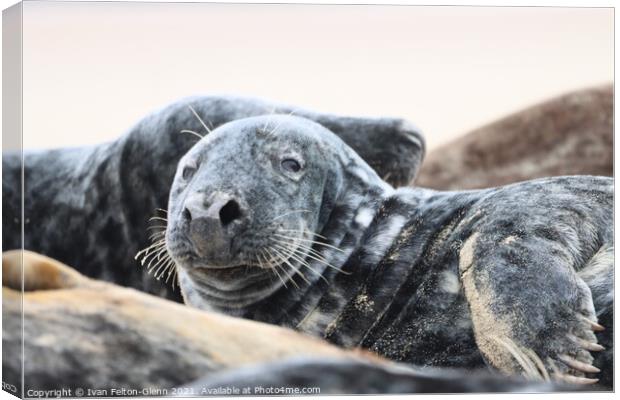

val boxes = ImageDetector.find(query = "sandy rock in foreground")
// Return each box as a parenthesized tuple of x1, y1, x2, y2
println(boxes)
(1, 250, 366, 392)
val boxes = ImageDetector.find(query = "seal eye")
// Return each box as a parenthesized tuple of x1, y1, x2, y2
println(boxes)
(182, 166, 196, 180)
(281, 158, 301, 173)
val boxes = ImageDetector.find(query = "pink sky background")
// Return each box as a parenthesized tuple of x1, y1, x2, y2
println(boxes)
(20, 2, 613, 150)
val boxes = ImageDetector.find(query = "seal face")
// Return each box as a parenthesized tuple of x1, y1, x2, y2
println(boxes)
(166, 115, 613, 389)
(166, 115, 391, 309)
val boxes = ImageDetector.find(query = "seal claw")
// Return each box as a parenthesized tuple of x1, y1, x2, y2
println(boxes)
(558, 355, 600, 374)
(554, 374, 599, 385)
(579, 315, 605, 331)
(568, 334, 605, 352)
(586, 343, 605, 352)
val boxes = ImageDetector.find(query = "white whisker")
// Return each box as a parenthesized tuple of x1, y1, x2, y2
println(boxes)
(188, 104, 212, 134)
(272, 242, 328, 284)
(135, 239, 166, 261)
(262, 107, 277, 131)
(135, 208, 178, 290)
(271, 246, 311, 286)
(154, 258, 173, 279)
(272, 236, 349, 275)
(260, 250, 287, 289)
(267, 247, 301, 290)
(180, 129, 204, 140)
(271, 209, 311, 222)
(278, 228, 329, 240)
(273, 232, 346, 253)
(146, 248, 170, 271)
(164, 262, 177, 284)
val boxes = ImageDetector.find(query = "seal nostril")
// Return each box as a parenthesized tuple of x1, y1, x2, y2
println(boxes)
(219, 199, 242, 226)
(183, 207, 192, 222)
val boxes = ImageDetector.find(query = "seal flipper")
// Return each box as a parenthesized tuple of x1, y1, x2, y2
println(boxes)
(458, 231, 605, 386)
(578, 245, 614, 389)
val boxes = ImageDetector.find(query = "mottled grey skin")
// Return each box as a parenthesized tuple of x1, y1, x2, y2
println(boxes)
(1, 95, 424, 302)
(167, 116, 613, 389)
(189, 357, 573, 394)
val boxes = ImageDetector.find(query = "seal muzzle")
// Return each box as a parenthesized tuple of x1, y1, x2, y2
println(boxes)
(183, 191, 247, 265)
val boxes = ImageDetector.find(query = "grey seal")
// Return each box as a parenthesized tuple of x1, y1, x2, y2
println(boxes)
(163, 115, 613, 389)
(1, 95, 424, 301)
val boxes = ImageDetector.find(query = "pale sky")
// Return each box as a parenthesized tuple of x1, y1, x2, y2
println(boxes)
(19, 2, 613, 150)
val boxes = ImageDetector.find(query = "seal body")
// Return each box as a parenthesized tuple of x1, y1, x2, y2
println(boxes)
(166, 115, 613, 388)
(2, 96, 424, 301)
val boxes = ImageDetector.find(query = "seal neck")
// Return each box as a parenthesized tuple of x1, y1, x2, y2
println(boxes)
(317, 168, 393, 266)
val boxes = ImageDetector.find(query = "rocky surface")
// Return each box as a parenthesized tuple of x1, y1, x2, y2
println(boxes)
(2, 251, 359, 393)
(416, 85, 613, 190)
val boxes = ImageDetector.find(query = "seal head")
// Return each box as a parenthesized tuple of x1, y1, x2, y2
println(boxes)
(166, 115, 390, 309)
